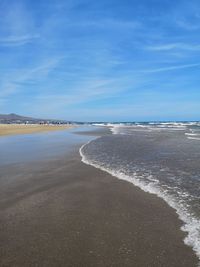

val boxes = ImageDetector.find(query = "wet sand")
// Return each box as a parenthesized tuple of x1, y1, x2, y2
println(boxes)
(0, 145, 198, 266)
(0, 124, 73, 136)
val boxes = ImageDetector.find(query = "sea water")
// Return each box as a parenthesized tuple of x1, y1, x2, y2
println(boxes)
(80, 122, 200, 263)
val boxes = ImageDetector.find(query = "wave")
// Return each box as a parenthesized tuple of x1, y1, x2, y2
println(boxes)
(185, 133, 200, 136)
(92, 122, 200, 138)
(187, 137, 200, 141)
(80, 138, 200, 266)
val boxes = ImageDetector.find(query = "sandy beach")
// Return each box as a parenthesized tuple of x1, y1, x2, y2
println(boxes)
(0, 124, 73, 136)
(0, 128, 198, 267)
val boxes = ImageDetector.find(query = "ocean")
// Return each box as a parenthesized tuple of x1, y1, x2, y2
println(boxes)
(80, 122, 200, 262)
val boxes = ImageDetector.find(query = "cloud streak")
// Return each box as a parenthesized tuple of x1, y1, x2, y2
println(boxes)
(0, 57, 62, 98)
(140, 63, 200, 73)
(147, 43, 200, 51)
(0, 34, 39, 46)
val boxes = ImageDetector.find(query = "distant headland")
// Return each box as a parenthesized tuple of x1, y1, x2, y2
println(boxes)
(0, 113, 71, 125)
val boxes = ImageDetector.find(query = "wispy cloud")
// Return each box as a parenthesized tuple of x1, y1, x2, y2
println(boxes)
(141, 63, 200, 73)
(147, 43, 200, 51)
(1, 0, 200, 120)
(0, 0, 39, 47)
(0, 57, 62, 98)
(0, 34, 39, 46)
(26, 72, 146, 118)
(35, 77, 125, 106)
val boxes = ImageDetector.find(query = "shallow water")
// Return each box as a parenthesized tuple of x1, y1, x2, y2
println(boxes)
(0, 126, 93, 166)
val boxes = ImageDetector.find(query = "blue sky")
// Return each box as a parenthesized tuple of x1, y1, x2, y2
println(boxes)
(0, 0, 200, 121)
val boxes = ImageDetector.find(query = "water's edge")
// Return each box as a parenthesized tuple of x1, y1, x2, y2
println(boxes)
(79, 136, 200, 266)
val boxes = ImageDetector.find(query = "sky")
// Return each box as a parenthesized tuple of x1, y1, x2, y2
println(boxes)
(0, 0, 200, 122)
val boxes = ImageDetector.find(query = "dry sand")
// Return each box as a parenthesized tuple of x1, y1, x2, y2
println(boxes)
(0, 148, 198, 267)
(0, 124, 73, 136)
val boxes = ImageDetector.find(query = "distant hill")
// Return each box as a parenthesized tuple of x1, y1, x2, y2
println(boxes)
(0, 113, 38, 122)
(0, 113, 69, 124)
(0, 113, 74, 124)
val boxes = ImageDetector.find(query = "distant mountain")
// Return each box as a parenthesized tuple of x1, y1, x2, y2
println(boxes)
(0, 113, 38, 122)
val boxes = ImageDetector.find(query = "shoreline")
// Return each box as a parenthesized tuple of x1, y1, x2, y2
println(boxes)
(0, 123, 74, 137)
(79, 128, 199, 266)
(79, 138, 200, 262)
(0, 127, 198, 266)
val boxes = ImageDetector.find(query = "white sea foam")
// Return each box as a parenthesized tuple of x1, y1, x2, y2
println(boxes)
(79, 139, 200, 265)
(185, 133, 199, 136)
(107, 124, 152, 135)
(185, 132, 200, 141)
(187, 137, 200, 141)
(98, 122, 192, 135)
(92, 123, 107, 126)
